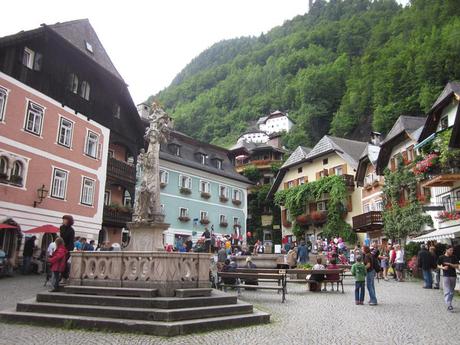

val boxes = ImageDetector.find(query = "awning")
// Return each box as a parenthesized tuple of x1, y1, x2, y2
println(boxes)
(411, 226, 460, 242)
(414, 133, 435, 150)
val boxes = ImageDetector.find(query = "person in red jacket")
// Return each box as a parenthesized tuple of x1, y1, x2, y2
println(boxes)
(48, 237, 68, 292)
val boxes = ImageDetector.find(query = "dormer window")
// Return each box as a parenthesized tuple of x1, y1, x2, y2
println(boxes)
(79, 81, 90, 101)
(215, 159, 222, 169)
(85, 41, 94, 53)
(169, 144, 181, 156)
(200, 153, 207, 165)
(22, 47, 42, 71)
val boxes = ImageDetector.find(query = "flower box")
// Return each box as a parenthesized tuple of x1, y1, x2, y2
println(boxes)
(310, 211, 326, 223)
(413, 153, 438, 176)
(296, 214, 311, 225)
(219, 222, 228, 227)
(437, 211, 460, 223)
(232, 199, 242, 206)
(180, 187, 192, 195)
(160, 182, 167, 189)
(200, 218, 210, 225)
(219, 196, 229, 202)
(200, 192, 211, 199)
(178, 216, 190, 222)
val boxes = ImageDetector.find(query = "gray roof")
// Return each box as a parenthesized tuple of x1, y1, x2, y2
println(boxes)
(230, 140, 286, 154)
(256, 116, 268, 125)
(381, 116, 426, 145)
(281, 146, 311, 168)
(160, 131, 252, 185)
(430, 82, 460, 111)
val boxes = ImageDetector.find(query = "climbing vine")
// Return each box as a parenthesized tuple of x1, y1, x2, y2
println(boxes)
(382, 158, 432, 241)
(274, 175, 356, 243)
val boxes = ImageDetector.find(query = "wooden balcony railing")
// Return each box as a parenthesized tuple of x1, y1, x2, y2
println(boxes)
(107, 157, 136, 185)
(352, 211, 383, 232)
(103, 206, 133, 228)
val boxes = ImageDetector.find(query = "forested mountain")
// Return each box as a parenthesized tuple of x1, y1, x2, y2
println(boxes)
(150, 0, 460, 149)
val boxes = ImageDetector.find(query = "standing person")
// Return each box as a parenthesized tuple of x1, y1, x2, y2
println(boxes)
(437, 245, 459, 312)
(22, 236, 37, 274)
(379, 245, 390, 281)
(363, 246, 378, 306)
(297, 240, 308, 264)
(430, 245, 440, 289)
(395, 244, 405, 282)
(389, 245, 397, 280)
(253, 240, 264, 255)
(351, 255, 366, 305)
(59, 215, 75, 282)
(287, 246, 298, 268)
(202, 228, 211, 253)
(418, 244, 436, 289)
(48, 238, 68, 292)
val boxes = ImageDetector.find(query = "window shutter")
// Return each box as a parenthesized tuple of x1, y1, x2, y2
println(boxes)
(315, 172, 320, 180)
(329, 168, 334, 176)
(347, 195, 353, 212)
(342, 164, 347, 174)
(283, 182, 288, 189)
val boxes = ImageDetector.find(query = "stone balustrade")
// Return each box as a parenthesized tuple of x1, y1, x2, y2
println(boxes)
(69, 251, 211, 297)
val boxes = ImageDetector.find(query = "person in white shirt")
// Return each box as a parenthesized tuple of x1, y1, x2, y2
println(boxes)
(47, 241, 56, 257)
(395, 244, 405, 282)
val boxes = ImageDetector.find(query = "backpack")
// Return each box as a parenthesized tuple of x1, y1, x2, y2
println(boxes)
(372, 255, 381, 273)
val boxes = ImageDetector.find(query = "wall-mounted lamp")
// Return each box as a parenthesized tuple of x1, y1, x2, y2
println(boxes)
(33, 184, 49, 207)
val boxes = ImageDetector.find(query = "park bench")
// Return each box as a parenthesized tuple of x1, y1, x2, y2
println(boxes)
(217, 271, 287, 303)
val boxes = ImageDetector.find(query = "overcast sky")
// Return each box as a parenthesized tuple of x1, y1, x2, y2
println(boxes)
(2, 0, 409, 104)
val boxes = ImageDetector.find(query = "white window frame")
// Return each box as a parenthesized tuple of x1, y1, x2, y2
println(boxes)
(219, 185, 228, 198)
(200, 153, 207, 165)
(80, 176, 95, 206)
(219, 214, 227, 223)
(104, 190, 111, 206)
(199, 180, 210, 193)
(57, 116, 74, 148)
(233, 188, 242, 201)
(23, 47, 35, 69)
(334, 166, 343, 176)
(179, 174, 192, 189)
(233, 217, 240, 226)
(50, 168, 68, 200)
(79, 80, 91, 100)
(215, 159, 222, 169)
(68, 73, 79, 94)
(374, 200, 384, 211)
(179, 207, 189, 218)
(85, 130, 99, 158)
(0, 86, 9, 122)
(160, 169, 169, 184)
(24, 100, 45, 136)
(123, 189, 132, 207)
(298, 177, 305, 185)
(287, 181, 294, 188)
(200, 210, 208, 221)
(317, 201, 327, 211)
(363, 203, 370, 213)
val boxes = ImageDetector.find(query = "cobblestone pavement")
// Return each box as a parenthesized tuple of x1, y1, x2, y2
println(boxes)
(0, 273, 459, 345)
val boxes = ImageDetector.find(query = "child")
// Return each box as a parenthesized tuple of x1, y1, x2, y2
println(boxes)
(48, 237, 68, 292)
(351, 255, 366, 305)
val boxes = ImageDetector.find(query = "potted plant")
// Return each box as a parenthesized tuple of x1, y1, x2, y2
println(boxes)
(296, 214, 311, 225)
(311, 210, 326, 223)
(180, 187, 192, 195)
(178, 216, 190, 222)
(200, 191, 211, 199)
(437, 211, 460, 223)
(160, 182, 167, 189)
(219, 195, 229, 202)
(200, 217, 210, 225)
(232, 199, 242, 206)
(219, 221, 228, 227)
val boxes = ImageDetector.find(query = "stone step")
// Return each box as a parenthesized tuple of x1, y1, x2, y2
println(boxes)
(0, 308, 270, 337)
(36, 291, 237, 309)
(17, 299, 253, 322)
(175, 288, 212, 298)
(64, 286, 157, 298)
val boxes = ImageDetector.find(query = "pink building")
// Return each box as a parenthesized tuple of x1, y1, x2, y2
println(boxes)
(0, 71, 109, 260)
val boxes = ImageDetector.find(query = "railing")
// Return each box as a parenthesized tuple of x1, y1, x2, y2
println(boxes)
(107, 157, 136, 184)
(352, 211, 383, 231)
(342, 174, 355, 188)
(103, 206, 133, 227)
(235, 159, 279, 167)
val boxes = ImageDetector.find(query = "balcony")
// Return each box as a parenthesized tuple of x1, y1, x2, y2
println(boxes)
(421, 167, 460, 187)
(103, 205, 133, 228)
(107, 157, 136, 185)
(342, 174, 355, 188)
(352, 211, 383, 232)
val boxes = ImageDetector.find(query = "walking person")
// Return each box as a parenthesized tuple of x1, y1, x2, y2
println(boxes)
(297, 240, 308, 264)
(418, 244, 436, 289)
(59, 215, 75, 283)
(437, 245, 459, 312)
(351, 255, 366, 305)
(430, 245, 441, 289)
(22, 236, 37, 274)
(48, 238, 69, 292)
(363, 246, 378, 305)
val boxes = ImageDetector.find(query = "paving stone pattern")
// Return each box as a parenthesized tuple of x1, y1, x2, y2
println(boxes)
(0, 274, 459, 345)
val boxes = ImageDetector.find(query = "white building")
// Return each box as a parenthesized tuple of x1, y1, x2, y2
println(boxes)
(258, 110, 295, 136)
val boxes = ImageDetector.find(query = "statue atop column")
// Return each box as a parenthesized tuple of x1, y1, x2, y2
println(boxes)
(133, 102, 171, 223)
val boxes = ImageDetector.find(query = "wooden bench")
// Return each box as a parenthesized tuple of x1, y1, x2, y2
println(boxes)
(217, 271, 287, 303)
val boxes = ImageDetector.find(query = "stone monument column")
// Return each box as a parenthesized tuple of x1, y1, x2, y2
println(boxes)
(126, 102, 171, 251)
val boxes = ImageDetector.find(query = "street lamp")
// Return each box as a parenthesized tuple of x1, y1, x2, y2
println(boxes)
(33, 184, 49, 207)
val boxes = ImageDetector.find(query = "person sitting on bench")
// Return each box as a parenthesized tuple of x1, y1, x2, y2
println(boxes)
(221, 259, 237, 285)
(243, 257, 258, 289)
(310, 257, 326, 292)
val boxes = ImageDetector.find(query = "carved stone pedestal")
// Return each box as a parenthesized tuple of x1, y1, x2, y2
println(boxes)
(125, 221, 170, 251)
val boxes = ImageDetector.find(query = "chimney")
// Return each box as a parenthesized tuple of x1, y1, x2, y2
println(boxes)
(370, 131, 382, 146)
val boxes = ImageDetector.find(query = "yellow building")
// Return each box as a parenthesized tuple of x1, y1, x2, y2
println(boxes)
(268, 136, 367, 243)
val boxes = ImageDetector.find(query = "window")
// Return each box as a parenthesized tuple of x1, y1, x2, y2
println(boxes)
(363, 204, 370, 213)
(323, 158, 328, 165)
(12, 161, 22, 177)
(85, 131, 99, 158)
(375, 200, 384, 211)
(297, 167, 303, 173)
(317, 201, 327, 211)
(298, 177, 305, 185)
(0, 86, 8, 121)
(114, 104, 121, 119)
(68, 73, 79, 94)
(25, 101, 44, 135)
(200, 211, 208, 221)
(233, 217, 240, 226)
(159, 170, 169, 184)
(180, 208, 189, 218)
(169, 144, 181, 156)
(123, 190, 132, 207)
(219, 215, 227, 223)
(200, 153, 207, 165)
(233, 189, 242, 201)
(58, 117, 73, 148)
(108, 150, 114, 159)
(200, 180, 210, 193)
(22, 47, 42, 71)
(287, 180, 295, 188)
(0, 157, 8, 175)
(219, 185, 228, 198)
(334, 166, 343, 176)
(85, 41, 93, 53)
(104, 191, 111, 206)
(81, 177, 95, 206)
(51, 168, 68, 199)
(79, 81, 90, 100)
(179, 175, 192, 189)
(215, 159, 222, 169)
(440, 116, 448, 130)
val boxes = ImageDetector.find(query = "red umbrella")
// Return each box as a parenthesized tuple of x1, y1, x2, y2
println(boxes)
(23, 224, 60, 234)
(0, 224, 17, 230)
